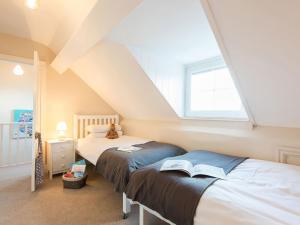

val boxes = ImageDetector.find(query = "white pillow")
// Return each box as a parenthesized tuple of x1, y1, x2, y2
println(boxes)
(86, 124, 122, 133)
(86, 125, 109, 133)
(88, 131, 123, 138)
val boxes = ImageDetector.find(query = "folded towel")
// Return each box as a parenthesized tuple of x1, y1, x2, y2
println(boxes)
(117, 146, 142, 152)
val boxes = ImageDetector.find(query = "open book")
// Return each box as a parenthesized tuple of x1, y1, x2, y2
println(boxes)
(160, 160, 226, 179)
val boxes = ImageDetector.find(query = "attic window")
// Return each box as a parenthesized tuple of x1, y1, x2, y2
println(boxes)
(185, 56, 248, 120)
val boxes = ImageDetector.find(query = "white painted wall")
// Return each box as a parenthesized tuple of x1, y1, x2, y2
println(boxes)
(71, 40, 178, 121)
(0, 59, 34, 167)
(0, 59, 34, 122)
(0, 0, 97, 53)
(52, 0, 143, 73)
(122, 119, 300, 162)
(107, 0, 221, 117)
(129, 47, 184, 116)
(108, 0, 220, 64)
(204, 0, 300, 128)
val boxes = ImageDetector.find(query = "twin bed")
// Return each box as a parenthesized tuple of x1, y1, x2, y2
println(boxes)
(74, 114, 300, 225)
(126, 152, 300, 225)
(74, 114, 186, 218)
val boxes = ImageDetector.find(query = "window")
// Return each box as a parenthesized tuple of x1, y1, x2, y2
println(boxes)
(185, 56, 248, 120)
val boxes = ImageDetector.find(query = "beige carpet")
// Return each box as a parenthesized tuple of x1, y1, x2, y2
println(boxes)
(0, 166, 167, 225)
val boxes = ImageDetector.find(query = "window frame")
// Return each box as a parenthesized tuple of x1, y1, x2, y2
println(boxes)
(184, 56, 249, 121)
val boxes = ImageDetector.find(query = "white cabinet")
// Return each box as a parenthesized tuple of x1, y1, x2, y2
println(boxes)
(46, 139, 75, 179)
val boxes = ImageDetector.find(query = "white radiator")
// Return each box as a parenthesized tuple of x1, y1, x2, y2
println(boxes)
(278, 146, 300, 166)
(0, 122, 32, 167)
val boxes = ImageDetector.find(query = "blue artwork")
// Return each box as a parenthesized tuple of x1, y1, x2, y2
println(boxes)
(12, 109, 33, 138)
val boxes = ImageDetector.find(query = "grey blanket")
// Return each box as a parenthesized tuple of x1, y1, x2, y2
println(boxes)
(126, 150, 247, 225)
(95, 141, 186, 193)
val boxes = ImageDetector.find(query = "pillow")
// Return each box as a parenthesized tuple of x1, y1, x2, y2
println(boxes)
(86, 125, 109, 133)
(89, 131, 123, 138)
(86, 124, 122, 133)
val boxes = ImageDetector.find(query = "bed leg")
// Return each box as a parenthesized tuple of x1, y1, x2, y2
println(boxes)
(122, 192, 131, 219)
(139, 205, 144, 225)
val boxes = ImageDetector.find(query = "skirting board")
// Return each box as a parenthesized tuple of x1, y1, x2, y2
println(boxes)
(277, 146, 300, 166)
(0, 162, 31, 181)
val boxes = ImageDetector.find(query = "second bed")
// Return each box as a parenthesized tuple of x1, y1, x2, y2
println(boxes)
(73, 114, 186, 218)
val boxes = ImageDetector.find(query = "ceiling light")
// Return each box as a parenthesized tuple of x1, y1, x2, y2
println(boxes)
(13, 65, 24, 76)
(25, 0, 39, 10)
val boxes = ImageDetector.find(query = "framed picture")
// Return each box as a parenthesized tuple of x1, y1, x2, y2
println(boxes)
(12, 109, 33, 138)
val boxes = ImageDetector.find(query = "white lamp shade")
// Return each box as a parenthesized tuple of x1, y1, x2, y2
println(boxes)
(26, 0, 39, 9)
(56, 121, 67, 131)
(13, 65, 24, 76)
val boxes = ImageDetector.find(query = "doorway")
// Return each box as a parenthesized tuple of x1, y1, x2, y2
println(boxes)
(0, 53, 41, 192)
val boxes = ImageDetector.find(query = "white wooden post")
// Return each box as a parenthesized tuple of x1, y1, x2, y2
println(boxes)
(122, 192, 131, 219)
(0, 124, 2, 165)
(139, 205, 144, 225)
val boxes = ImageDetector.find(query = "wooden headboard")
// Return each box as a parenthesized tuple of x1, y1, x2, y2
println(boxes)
(73, 114, 119, 139)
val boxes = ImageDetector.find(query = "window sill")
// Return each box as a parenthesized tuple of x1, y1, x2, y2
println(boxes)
(181, 116, 249, 122)
(180, 116, 254, 129)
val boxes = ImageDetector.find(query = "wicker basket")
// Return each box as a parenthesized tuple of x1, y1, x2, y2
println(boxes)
(62, 173, 88, 189)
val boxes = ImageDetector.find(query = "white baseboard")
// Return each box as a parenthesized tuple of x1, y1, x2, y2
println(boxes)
(0, 162, 32, 181)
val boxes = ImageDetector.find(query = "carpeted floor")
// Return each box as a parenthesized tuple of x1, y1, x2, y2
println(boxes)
(0, 166, 167, 225)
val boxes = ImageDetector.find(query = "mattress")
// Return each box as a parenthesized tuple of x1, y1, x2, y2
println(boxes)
(76, 135, 150, 165)
(194, 159, 300, 225)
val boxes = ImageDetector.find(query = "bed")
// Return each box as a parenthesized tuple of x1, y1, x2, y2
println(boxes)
(126, 150, 300, 225)
(73, 114, 186, 218)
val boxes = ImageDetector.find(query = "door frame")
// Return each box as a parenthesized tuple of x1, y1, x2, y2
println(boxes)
(0, 53, 46, 192)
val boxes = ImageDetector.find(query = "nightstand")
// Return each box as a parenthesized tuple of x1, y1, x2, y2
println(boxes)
(46, 138, 75, 179)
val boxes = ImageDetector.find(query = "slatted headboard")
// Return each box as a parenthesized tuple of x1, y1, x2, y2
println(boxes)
(73, 114, 119, 139)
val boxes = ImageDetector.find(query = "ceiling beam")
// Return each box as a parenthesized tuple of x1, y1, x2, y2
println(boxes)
(51, 0, 142, 74)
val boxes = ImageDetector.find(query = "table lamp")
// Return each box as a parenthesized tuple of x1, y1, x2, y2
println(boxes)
(56, 121, 67, 140)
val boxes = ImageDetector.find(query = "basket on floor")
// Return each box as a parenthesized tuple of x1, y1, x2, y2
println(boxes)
(62, 173, 88, 189)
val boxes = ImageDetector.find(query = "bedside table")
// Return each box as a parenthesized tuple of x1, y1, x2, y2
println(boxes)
(46, 138, 75, 179)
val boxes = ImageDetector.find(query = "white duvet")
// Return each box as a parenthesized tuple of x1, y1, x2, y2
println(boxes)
(76, 135, 150, 165)
(194, 159, 300, 225)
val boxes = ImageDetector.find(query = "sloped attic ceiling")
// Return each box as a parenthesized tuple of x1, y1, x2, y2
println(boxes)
(71, 40, 178, 121)
(0, 0, 97, 53)
(205, 0, 300, 128)
(106, 0, 221, 116)
(71, 0, 222, 120)
(14, 0, 298, 128)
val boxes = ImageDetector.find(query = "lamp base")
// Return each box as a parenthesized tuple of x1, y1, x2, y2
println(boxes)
(57, 131, 66, 141)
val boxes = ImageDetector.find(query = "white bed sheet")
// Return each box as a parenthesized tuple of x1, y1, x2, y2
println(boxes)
(194, 159, 300, 225)
(76, 135, 150, 165)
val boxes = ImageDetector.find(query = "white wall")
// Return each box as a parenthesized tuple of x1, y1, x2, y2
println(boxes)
(204, 0, 300, 128)
(106, 0, 221, 117)
(0, 59, 34, 167)
(72, 40, 178, 121)
(129, 46, 184, 116)
(0, 59, 34, 123)
(122, 119, 300, 162)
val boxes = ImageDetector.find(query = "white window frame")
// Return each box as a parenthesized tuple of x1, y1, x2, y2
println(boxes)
(184, 56, 249, 121)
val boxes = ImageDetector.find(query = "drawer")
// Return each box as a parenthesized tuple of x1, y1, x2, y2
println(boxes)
(52, 150, 74, 162)
(53, 156, 74, 172)
(52, 142, 73, 154)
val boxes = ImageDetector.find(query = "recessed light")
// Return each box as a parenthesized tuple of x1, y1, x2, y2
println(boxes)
(13, 65, 24, 76)
(25, 0, 39, 10)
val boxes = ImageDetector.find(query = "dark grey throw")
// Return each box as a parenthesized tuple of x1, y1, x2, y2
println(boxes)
(126, 150, 247, 225)
(95, 141, 186, 193)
